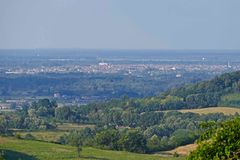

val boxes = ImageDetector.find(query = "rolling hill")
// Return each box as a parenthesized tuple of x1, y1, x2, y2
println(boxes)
(0, 137, 183, 160)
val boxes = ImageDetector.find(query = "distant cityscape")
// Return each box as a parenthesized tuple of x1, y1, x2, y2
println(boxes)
(3, 60, 237, 76)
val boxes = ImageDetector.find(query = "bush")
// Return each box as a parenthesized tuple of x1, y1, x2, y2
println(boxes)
(188, 117, 240, 160)
(0, 150, 5, 160)
(24, 133, 35, 140)
(118, 130, 147, 153)
(14, 133, 22, 139)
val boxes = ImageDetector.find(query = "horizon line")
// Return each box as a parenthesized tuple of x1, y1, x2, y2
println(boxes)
(0, 48, 240, 51)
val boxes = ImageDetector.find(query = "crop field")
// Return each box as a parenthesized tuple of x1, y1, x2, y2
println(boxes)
(0, 137, 184, 160)
(163, 144, 197, 156)
(178, 107, 240, 115)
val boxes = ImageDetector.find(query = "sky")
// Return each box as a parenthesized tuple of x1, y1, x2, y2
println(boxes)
(0, 0, 240, 50)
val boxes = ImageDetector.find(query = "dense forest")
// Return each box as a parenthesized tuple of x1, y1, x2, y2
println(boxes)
(0, 72, 211, 98)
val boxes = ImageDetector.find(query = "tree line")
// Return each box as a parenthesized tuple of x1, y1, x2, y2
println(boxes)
(0, 98, 235, 154)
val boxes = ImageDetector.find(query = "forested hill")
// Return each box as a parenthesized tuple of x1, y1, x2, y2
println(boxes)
(97, 71, 240, 113)
(168, 71, 240, 96)
(163, 70, 240, 109)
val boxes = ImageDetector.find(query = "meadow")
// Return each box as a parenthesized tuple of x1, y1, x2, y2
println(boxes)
(56, 123, 95, 131)
(0, 137, 184, 160)
(15, 123, 95, 142)
(16, 131, 65, 142)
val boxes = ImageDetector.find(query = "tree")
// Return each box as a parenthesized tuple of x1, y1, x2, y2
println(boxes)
(66, 130, 83, 158)
(55, 106, 71, 121)
(31, 99, 57, 117)
(169, 129, 196, 148)
(146, 134, 160, 152)
(10, 103, 17, 110)
(96, 129, 120, 150)
(121, 109, 137, 127)
(118, 130, 147, 153)
(0, 115, 8, 134)
(188, 117, 240, 160)
(0, 150, 5, 160)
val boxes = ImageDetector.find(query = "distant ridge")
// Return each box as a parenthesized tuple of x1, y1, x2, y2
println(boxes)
(164, 70, 240, 109)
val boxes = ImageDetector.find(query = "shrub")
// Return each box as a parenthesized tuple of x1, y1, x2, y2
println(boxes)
(24, 133, 35, 140)
(188, 117, 240, 160)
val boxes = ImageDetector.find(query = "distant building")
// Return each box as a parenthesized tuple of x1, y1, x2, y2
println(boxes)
(176, 74, 182, 78)
(54, 93, 61, 98)
(99, 62, 108, 66)
(98, 61, 110, 70)
(0, 105, 7, 109)
(227, 61, 232, 68)
(0, 103, 11, 110)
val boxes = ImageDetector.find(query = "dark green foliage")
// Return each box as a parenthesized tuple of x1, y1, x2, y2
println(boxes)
(31, 99, 57, 117)
(0, 72, 210, 99)
(168, 129, 196, 147)
(188, 117, 240, 160)
(14, 133, 21, 139)
(146, 134, 161, 152)
(96, 129, 120, 150)
(219, 93, 240, 107)
(0, 150, 4, 160)
(0, 99, 57, 131)
(0, 115, 9, 134)
(83, 71, 240, 114)
(55, 106, 72, 121)
(137, 112, 164, 128)
(167, 71, 240, 109)
(118, 130, 147, 153)
(0, 150, 36, 160)
(24, 133, 35, 140)
(65, 130, 83, 158)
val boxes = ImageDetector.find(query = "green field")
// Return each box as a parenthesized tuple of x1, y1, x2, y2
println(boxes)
(56, 123, 95, 131)
(14, 123, 96, 143)
(0, 109, 15, 112)
(0, 137, 184, 160)
(16, 131, 66, 142)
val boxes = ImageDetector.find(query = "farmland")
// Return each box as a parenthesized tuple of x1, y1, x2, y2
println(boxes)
(178, 107, 240, 115)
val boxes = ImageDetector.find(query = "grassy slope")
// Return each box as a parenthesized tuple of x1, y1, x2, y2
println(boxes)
(177, 107, 240, 115)
(15, 123, 96, 142)
(163, 144, 197, 156)
(0, 137, 183, 160)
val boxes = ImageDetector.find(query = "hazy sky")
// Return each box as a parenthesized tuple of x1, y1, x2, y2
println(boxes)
(0, 0, 240, 50)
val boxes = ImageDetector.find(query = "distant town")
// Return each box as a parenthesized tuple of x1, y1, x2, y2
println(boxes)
(3, 59, 237, 76)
